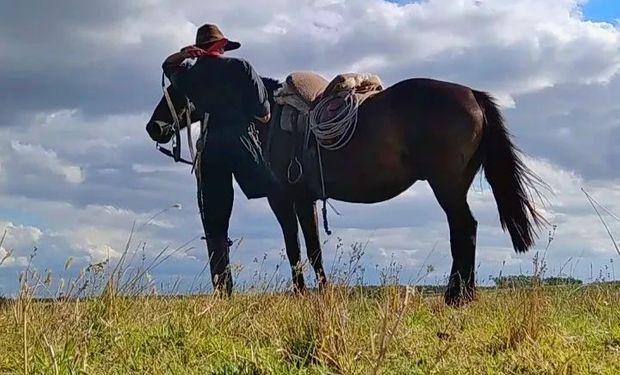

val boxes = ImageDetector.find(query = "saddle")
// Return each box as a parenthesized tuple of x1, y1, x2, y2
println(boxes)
(274, 71, 383, 132)
(275, 72, 329, 112)
(274, 72, 328, 133)
(272, 71, 383, 193)
(272, 71, 384, 233)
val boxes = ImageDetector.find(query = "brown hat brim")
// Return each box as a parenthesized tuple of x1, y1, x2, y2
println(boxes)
(222, 40, 241, 51)
(185, 39, 240, 52)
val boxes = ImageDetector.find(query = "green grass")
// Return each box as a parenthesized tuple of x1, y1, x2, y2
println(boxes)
(1, 231, 618, 374)
(0, 283, 619, 374)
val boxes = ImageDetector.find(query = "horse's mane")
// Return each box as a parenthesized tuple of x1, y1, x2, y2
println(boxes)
(261, 77, 282, 97)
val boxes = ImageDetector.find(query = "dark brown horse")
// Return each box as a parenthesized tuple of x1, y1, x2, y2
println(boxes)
(145, 75, 545, 305)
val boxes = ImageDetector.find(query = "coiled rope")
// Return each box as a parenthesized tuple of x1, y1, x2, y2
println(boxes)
(308, 89, 362, 235)
(309, 90, 360, 151)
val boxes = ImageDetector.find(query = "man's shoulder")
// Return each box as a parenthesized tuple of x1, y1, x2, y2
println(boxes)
(193, 56, 251, 74)
(222, 56, 253, 71)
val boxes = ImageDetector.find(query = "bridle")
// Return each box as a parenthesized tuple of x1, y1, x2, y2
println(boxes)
(157, 75, 213, 241)
(156, 73, 196, 167)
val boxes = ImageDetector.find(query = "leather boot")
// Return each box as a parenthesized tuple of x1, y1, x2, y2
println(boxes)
(205, 236, 233, 296)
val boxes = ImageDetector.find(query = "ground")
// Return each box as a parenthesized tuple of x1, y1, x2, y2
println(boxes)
(0, 283, 618, 374)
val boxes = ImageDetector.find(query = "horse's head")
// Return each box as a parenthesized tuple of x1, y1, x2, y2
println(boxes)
(145, 84, 202, 144)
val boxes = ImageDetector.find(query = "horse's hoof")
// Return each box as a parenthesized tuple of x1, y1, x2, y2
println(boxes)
(444, 287, 476, 307)
(285, 288, 303, 297)
(212, 289, 233, 299)
(292, 283, 307, 295)
(318, 279, 328, 292)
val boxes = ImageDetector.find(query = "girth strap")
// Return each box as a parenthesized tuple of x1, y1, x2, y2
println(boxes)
(287, 109, 304, 184)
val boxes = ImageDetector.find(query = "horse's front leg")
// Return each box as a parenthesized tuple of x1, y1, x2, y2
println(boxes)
(295, 197, 327, 290)
(268, 194, 305, 292)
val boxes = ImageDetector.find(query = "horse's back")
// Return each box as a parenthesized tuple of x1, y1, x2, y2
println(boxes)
(382, 78, 481, 111)
(373, 78, 485, 177)
(344, 77, 485, 181)
(389, 77, 475, 91)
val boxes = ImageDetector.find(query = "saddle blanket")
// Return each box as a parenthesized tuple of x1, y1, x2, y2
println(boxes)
(322, 73, 383, 97)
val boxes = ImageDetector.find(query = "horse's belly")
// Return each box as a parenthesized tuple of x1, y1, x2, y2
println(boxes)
(328, 180, 417, 203)
(321, 146, 418, 204)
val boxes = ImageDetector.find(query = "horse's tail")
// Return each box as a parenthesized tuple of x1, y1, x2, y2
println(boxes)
(474, 90, 546, 253)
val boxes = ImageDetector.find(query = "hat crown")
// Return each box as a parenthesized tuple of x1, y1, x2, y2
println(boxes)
(195, 24, 226, 45)
(188, 23, 240, 51)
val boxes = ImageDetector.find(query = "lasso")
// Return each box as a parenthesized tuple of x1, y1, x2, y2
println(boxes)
(309, 90, 360, 151)
(308, 90, 361, 235)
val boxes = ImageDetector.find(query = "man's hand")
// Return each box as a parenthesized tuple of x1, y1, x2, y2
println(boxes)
(255, 113, 271, 124)
(181, 46, 209, 58)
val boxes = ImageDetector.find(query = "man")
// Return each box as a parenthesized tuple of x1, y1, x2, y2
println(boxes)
(161, 24, 278, 295)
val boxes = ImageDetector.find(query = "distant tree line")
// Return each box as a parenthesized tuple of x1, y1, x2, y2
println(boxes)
(493, 275, 583, 288)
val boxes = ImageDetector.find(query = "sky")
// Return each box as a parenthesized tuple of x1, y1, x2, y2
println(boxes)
(1, 0, 619, 295)
(583, 0, 620, 22)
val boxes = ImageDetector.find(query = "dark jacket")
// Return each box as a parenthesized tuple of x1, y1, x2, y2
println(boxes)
(162, 56, 270, 137)
(161, 54, 278, 200)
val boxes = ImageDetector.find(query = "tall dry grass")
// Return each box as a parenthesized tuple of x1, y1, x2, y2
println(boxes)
(0, 223, 619, 374)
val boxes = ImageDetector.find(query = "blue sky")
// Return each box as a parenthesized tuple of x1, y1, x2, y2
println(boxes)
(583, 0, 620, 22)
(388, 0, 620, 23)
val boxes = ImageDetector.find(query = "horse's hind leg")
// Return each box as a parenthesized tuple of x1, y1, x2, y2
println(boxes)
(295, 197, 327, 289)
(429, 178, 478, 306)
(268, 195, 305, 292)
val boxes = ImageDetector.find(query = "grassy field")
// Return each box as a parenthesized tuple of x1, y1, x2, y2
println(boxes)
(0, 282, 619, 374)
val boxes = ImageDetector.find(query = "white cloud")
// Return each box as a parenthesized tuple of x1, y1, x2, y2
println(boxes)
(0, 221, 43, 245)
(2, 0, 619, 118)
(10, 141, 85, 184)
(0, 221, 43, 268)
(0, 247, 29, 268)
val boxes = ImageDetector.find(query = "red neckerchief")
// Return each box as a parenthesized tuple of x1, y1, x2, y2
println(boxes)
(201, 38, 228, 57)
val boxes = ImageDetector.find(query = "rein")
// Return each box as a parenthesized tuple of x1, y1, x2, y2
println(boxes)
(157, 73, 196, 167)
(157, 73, 210, 243)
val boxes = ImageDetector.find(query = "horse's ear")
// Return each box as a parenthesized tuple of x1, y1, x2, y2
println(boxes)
(261, 77, 282, 93)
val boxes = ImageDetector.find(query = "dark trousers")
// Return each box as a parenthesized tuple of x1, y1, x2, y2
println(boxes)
(196, 131, 280, 293)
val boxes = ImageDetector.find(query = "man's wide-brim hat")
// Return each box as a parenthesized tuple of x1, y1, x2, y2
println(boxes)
(190, 24, 240, 51)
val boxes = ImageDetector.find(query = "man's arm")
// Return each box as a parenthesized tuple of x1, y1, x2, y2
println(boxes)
(162, 47, 208, 80)
(162, 52, 187, 80)
(242, 60, 271, 124)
